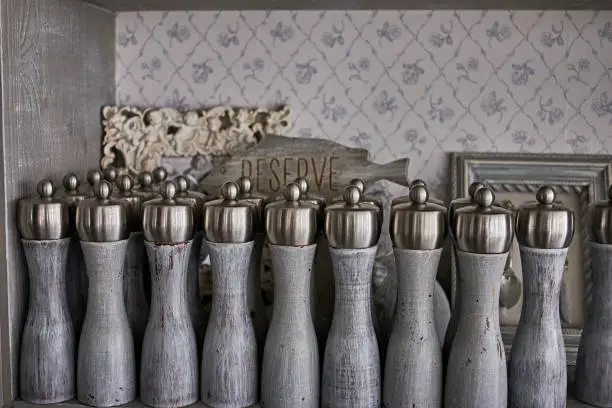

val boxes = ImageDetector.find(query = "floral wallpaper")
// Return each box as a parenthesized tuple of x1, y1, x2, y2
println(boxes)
(116, 10, 612, 200)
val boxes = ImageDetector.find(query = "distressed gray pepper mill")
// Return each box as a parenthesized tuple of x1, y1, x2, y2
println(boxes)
(76, 181, 136, 407)
(445, 187, 513, 408)
(140, 181, 198, 408)
(442, 181, 485, 368)
(112, 174, 151, 373)
(575, 185, 612, 407)
(262, 183, 320, 408)
(201, 182, 258, 408)
(384, 185, 447, 408)
(508, 185, 574, 408)
(322, 186, 382, 408)
(174, 175, 208, 356)
(19, 180, 75, 404)
(57, 173, 88, 340)
(236, 176, 269, 359)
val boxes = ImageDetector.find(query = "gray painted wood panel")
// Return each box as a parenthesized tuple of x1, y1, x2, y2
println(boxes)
(0, 0, 115, 404)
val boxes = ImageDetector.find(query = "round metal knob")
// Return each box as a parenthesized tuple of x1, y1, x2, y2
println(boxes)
(38, 180, 55, 198)
(117, 174, 133, 192)
(474, 187, 494, 208)
(103, 167, 118, 183)
(152, 166, 168, 183)
(63, 173, 80, 192)
(284, 182, 301, 202)
(410, 184, 428, 205)
(96, 180, 112, 200)
(87, 169, 102, 187)
(410, 179, 427, 189)
(349, 178, 366, 194)
(344, 185, 361, 205)
(175, 176, 189, 193)
(468, 181, 486, 198)
(138, 171, 153, 188)
(161, 181, 176, 200)
(236, 176, 252, 195)
(536, 185, 556, 205)
(19, 179, 71, 240)
(222, 181, 239, 201)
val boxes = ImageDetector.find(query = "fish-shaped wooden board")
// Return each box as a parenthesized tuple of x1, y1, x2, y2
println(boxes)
(197, 135, 410, 198)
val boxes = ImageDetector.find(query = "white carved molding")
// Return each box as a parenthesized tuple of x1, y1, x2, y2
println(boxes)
(101, 105, 292, 174)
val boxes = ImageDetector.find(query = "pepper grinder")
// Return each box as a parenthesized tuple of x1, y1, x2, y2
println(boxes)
(236, 175, 269, 357)
(136, 171, 157, 196)
(509, 186, 574, 408)
(151, 166, 168, 192)
(112, 174, 150, 372)
(261, 183, 319, 408)
(140, 181, 197, 408)
(322, 186, 381, 408)
(445, 187, 513, 408)
(86, 169, 102, 195)
(18, 180, 75, 404)
(174, 175, 208, 356)
(103, 166, 118, 184)
(57, 173, 88, 339)
(76, 181, 135, 407)
(442, 181, 485, 368)
(201, 182, 258, 408)
(575, 185, 612, 407)
(384, 185, 447, 408)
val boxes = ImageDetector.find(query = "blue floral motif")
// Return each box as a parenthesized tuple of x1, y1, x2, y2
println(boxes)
(192, 60, 213, 84)
(403, 129, 427, 156)
(295, 60, 318, 85)
(456, 57, 478, 84)
(567, 132, 588, 153)
(568, 58, 590, 85)
(512, 130, 536, 152)
(456, 130, 479, 151)
(480, 91, 507, 123)
(537, 96, 564, 125)
(167, 90, 189, 110)
(322, 22, 345, 48)
(141, 57, 162, 81)
(402, 59, 425, 85)
(428, 95, 455, 124)
(349, 131, 371, 149)
(243, 58, 265, 83)
(348, 58, 370, 82)
(167, 22, 191, 46)
(270, 22, 294, 45)
(376, 21, 401, 46)
(218, 23, 240, 48)
(429, 21, 454, 48)
(592, 92, 612, 123)
(598, 22, 612, 46)
(117, 26, 137, 47)
(511, 60, 535, 86)
(268, 90, 289, 107)
(321, 95, 347, 123)
(540, 22, 564, 48)
(373, 91, 398, 117)
(486, 21, 511, 47)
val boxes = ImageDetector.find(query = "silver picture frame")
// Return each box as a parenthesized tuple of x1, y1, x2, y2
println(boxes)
(450, 152, 612, 365)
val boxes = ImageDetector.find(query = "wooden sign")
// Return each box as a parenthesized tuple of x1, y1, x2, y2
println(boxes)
(197, 135, 410, 198)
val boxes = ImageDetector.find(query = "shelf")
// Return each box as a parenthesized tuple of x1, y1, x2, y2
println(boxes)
(82, 0, 612, 10)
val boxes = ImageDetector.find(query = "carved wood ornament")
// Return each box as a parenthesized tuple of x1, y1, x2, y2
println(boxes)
(101, 105, 292, 174)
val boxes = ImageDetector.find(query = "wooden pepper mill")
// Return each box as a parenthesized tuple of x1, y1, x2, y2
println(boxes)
(509, 185, 574, 408)
(445, 187, 513, 408)
(575, 185, 612, 407)
(76, 181, 135, 407)
(18, 180, 75, 404)
(322, 185, 381, 408)
(140, 181, 198, 408)
(261, 183, 320, 408)
(201, 181, 258, 408)
(384, 185, 447, 408)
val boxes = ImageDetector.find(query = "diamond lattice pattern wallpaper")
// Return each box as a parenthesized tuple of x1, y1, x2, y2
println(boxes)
(116, 10, 612, 200)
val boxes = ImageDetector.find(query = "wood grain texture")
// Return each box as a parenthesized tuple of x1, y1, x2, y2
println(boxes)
(575, 242, 612, 407)
(509, 247, 568, 408)
(141, 241, 198, 408)
(261, 244, 319, 408)
(0, 0, 114, 404)
(20, 239, 75, 404)
(78, 240, 135, 407)
(188, 231, 206, 358)
(445, 251, 508, 408)
(83, 0, 612, 10)
(249, 233, 268, 364)
(384, 248, 443, 408)
(322, 246, 380, 408)
(201, 241, 258, 408)
(123, 232, 149, 374)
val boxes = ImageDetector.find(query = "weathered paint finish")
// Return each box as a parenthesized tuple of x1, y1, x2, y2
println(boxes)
(249, 233, 268, 362)
(201, 240, 258, 408)
(322, 246, 381, 408)
(509, 246, 568, 408)
(141, 241, 198, 408)
(445, 251, 508, 408)
(442, 245, 461, 373)
(123, 232, 149, 373)
(312, 233, 334, 358)
(575, 242, 612, 407)
(20, 238, 75, 404)
(261, 244, 319, 408)
(384, 248, 443, 408)
(188, 231, 206, 357)
(78, 240, 136, 407)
